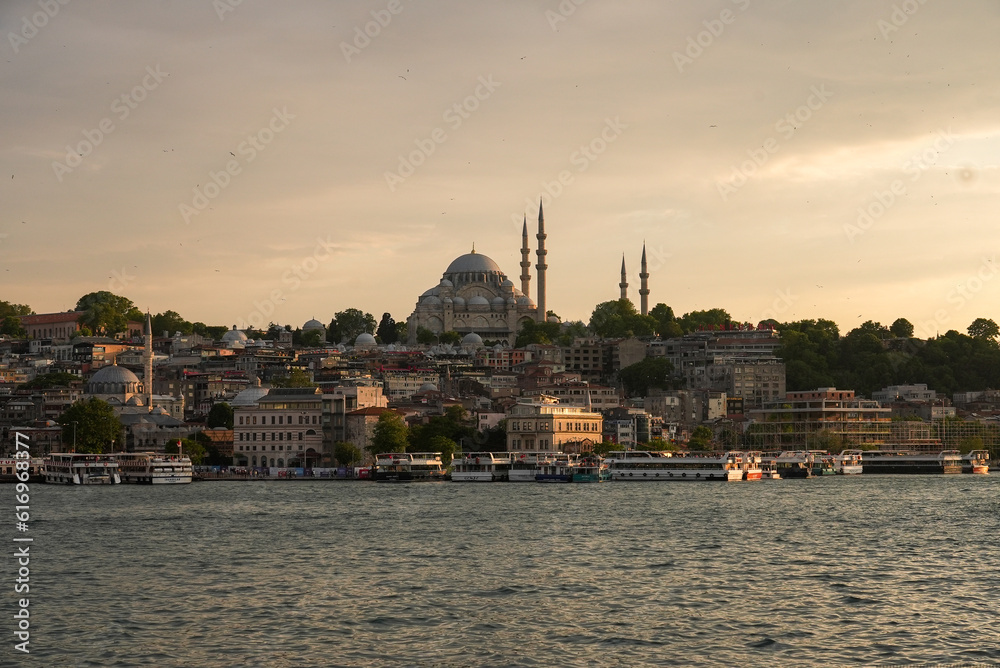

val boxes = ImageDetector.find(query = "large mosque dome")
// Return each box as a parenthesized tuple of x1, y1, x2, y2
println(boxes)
(86, 364, 142, 395)
(445, 252, 503, 275)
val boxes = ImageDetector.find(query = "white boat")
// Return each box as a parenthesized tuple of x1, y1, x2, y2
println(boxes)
(861, 449, 963, 474)
(0, 457, 45, 482)
(508, 451, 557, 482)
(760, 460, 781, 480)
(115, 452, 193, 484)
(836, 449, 864, 475)
(535, 453, 579, 483)
(450, 452, 512, 482)
(373, 452, 446, 482)
(741, 451, 763, 481)
(604, 450, 745, 481)
(44, 453, 121, 485)
(962, 450, 990, 475)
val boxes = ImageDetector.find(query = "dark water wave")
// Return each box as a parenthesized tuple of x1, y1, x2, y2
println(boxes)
(12, 475, 1000, 666)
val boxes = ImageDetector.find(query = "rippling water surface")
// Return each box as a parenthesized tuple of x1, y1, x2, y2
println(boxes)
(11, 475, 1000, 666)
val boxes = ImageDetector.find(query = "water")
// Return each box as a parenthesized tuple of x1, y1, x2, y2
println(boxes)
(8, 475, 1000, 667)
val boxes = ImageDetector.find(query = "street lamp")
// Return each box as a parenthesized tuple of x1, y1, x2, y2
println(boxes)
(71, 421, 77, 452)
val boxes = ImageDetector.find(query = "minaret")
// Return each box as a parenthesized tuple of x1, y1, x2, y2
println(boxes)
(535, 200, 547, 322)
(639, 243, 650, 316)
(144, 311, 153, 412)
(520, 215, 531, 297)
(619, 255, 629, 300)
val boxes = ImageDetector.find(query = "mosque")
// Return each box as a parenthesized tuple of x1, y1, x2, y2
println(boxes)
(406, 203, 651, 344)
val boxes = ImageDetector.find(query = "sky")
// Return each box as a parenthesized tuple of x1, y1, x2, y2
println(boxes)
(2, 0, 999, 338)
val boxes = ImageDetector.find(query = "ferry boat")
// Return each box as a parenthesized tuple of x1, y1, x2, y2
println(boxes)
(961, 450, 990, 475)
(508, 451, 556, 482)
(604, 450, 745, 481)
(572, 455, 611, 483)
(760, 460, 781, 480)
(0, 457, 45, 483)
(809, 451, 838, 476)
(861, 449, 963, 475)
(836, 450, 864, 475)
(44, 453, 121, 485)
(450, 451, 512, 482)
(773, 451, 814, 479)
(115, 452, 194, 484)
(373, 452, 446, 482)
(535, 454, 578, 483)
(741, 451, 764, 481)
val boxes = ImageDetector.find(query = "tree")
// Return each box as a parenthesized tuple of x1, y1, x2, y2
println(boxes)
(591, 441, 621, 456)
(439, 331, 462, 345)
(75, 291, 138, 337)
(19, 372, 81, 390)
(645, 437, 677, 451)
(298, 328, 324, 347)
(376, 313, 398, 344)
(270, 369, 316, 388)
(167, 438, 207, 465)
(207, 402, 234, 429)
(325, 317, 341, 344)
(514, 319, 562, 347)
(649, 303, 683, 338)
(676, 309, 731, 333)
(890, 318, 914, 338)
(589, 299, 656, 338)
(416, 326, 436, 345)
(394, 321, 409, 343)
(369, 411, 409, 455)
(151, 310, 193, 336)
(687, 425, 713, 450)
(330, 308, 376, 344)
(968, 318, 999, 342)
(0, 300, 32, 319)
(619, 357, 675, 397)
(427, 435, 457, 466)
(333, 441, 363, 466)
(57, 398, 123, 453)
(0, 316, 25, 338)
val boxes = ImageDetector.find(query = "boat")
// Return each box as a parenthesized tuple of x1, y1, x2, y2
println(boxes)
(115, 452, 193, 484)
(961, 450, 990, 475)
(508, 451, 556, 482)
(741, 451, 763, 481)
(535, 453, 578, 483)
(0, 457, 45, 483)
(572, 455, 611, 482)
(44, 453, 121, 485)
(373, 452, 446, 482)
(760, 460, 781, 480)
(861, 449, 963, 475)
(604, 450, 745, 481)
(808, 450, 838, 476)
(773, 451, 814, 479)
(450, 451, 512, 482)
(835, 449, 864, 475)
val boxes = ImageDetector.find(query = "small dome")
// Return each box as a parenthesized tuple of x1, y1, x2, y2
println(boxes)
(468, 295, 490, 309)
(418, 381, 439, 392)
(501, 278, 514, 288)
(452, 296, 466, 308)
(303, 318, 324, 331)
(442, 297, 453, 305)
(422, 295, 442, 306)
(516, 295, 534, 306)
(439, 278, 454, 288)
(222, 326, 248, 343)
(462, 332, 484, 347)
(126, 396, 142, 406)
(420, 287, 440, 297)
(152, 406, 168, 415)
(355, 332, 377, 346)
(87, 364, 142, 396)
(491, 296, 506, 306)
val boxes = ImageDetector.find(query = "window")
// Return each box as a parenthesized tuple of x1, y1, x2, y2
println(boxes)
(278, 415, 283, 425)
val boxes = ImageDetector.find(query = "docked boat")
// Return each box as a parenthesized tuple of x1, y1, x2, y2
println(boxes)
(741, 451, 763, 481)
(115, 452, 194, 484)
(44, 453, 121, 485)
(760, 460, 781, 480)
(773, 451, 814, 479)
(809, 451, 838, 476)
(508, 451, 556, 482)
(373, 452, 446, 482)
(961, 450, 990, 475)
(836, 449, 864, 475)
(0, 457, 45, 483)
(572, 455, 611, 482)
(604, 450, 745, 481)
(535, 454, 578, 483)
(450, 451, 512, 482)
(861, 449, 963, 475)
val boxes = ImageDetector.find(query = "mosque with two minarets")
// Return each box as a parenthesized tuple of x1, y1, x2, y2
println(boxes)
(406, 202, 651, 345)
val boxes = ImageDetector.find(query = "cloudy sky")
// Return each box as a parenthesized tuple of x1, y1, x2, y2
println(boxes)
(2, 0, 998, 337)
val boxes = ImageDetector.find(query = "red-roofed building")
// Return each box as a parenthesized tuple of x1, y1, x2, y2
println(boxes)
(20, 312, 83, 342)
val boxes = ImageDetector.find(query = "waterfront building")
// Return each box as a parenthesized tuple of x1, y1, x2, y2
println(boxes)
(747, 387, 891, 449)
(505, 395, 603, 452)
(233, 387, 324, 468)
